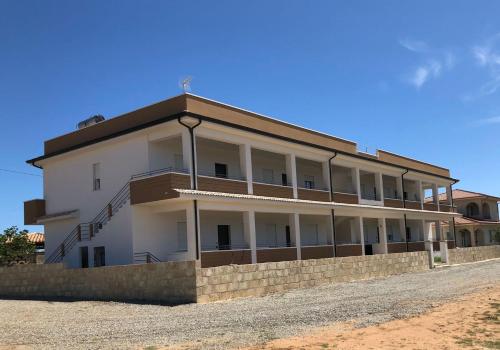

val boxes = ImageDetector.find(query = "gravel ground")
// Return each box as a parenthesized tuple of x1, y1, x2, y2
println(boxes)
(0, 259, 499, 350)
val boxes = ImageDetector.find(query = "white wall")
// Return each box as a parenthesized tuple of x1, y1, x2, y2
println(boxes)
(300, 215, 330, 246)
(252, 149, 287, 185)
(363, 218, 379, 244)
(255, 212, 290, 247)
(199, 210, 246, 250)
(383, 175, 399, 199)
(296, 158, 325, 190)
(404, 180, 420, 202)
(148, 136, 183, 171)
(196, 138, 242, 178)
(332, 165, 355, 193)
(386, 218, 404, 242)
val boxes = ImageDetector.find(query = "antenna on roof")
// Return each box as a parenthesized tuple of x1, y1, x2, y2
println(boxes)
(179, 76, 193, 93)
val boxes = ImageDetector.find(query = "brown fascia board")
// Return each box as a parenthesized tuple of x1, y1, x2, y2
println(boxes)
(26, 93, 456, 181)
(377, 150, 451, 178)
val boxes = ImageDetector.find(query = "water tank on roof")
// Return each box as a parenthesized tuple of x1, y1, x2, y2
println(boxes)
(77, 115, 105, 129)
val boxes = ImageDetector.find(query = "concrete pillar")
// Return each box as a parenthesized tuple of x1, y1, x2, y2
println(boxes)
(399, 218, 407, 242)
(322, 160, 331, 193)
(181, 129, 194, 188)
(471, 228, 477, 247)
(186, 205, 199, 260)
(357, 216, 365, 255)
(446, 185, 453, 206)
(435, 220, 442, 242)
(440, 241, 449, 263)
(417, 180, 423, 209)
(353, 168, 361, 200)
(286, 154, 298, 198)
(376, 173, 384, 201)
(396, 176, 403, 200)
(432, 183, 440, 211)
(240, 144, 253, 194)
(243, 211, 257, 263)
(448, 219, 455, 242)
(290, 213, 301, 259)
(378, 217, 388, 254)
(423, 219, 434, 268)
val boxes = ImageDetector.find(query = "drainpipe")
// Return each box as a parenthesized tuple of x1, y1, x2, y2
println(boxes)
(404, 214, 409, 252)
(401, 169, 409, 208)
(178, 116, 202, 260)
(328, 153, 338, 257)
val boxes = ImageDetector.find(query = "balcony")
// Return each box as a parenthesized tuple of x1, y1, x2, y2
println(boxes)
(384, 198, 404, 208)
(405, 200, 422, 210)
(130, 169, 190, 205)
(387, 242, 407, 253)
(297, 187, 330, 202)
(24, 199, 46, 225)
(200, 249, 252, 268)
(197, 173, 248, 195)
(301, 245, 334, 259)
(423, 203, 439, 211)
(332, 192, 359, 204)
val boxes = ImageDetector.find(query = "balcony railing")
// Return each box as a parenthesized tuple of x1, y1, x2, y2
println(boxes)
(131, 166, 189, 180)
(201, 243, 250, 251)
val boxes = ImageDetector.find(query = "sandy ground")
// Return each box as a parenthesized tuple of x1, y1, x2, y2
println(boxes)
(247, 285, 500, 350)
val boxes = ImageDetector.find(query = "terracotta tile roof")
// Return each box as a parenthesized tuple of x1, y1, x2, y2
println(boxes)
(27, 232, 44, 244)
(438, 217, 500, 226)
(437, 189, 500, 202)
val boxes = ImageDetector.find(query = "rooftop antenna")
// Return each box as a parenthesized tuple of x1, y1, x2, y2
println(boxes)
(179, 76, 192, 93)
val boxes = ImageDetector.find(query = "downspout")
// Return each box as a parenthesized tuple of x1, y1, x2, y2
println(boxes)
(178, 116, 202, 260)
(404, 214, 409, 252)
(401, 169, 409, 208)
(328, 153, 338, 257)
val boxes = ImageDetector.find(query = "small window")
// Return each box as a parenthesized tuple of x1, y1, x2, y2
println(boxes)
(174, 154, 183, 170)
(215, 163, 228, 178)
(263, 169, 274, 184)
(281, 173, 288, 186)
(285, 225, 291, 247)
(304, 175, 315, 189)
(93, 246, 105, 267)
(93, 163, 101, 191)
(177, 222, 187, 251)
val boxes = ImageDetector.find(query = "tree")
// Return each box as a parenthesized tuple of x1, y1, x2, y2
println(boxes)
(0, 226, 36, 266)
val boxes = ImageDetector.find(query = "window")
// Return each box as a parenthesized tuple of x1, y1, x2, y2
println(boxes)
(285, 225, 291, 247)
(93, 246, 105, 267)
(304, 175, 315, 189)
(262, 169, 274, 184)
(217, 225, 231, 250)
(174, 154, 183, 170)
(215, 163, 228, 178)
(281, 173, 288, 186)
(93, 163, 101, 191)
(177, 222, 187, 251)
(466, 203, 480, 217)
(80, 247, 88, 268)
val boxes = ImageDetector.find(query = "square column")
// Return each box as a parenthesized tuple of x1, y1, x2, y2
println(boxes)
(286, 154, 298, 198)
(417, 180, 424, 209)
(239, 144, 253, 194)
(322, 160, 331, 193)
(448, 219, 455, 242)
(471, 228, 477, 246)
(399, 218, 407, 242)
(353, 168, 361, 200)
(423, 219, 434, 268)
(181, 129, 194, 188)
(446, 185, 453, 206)
(243, 211, 257, 263)
(432, 183, 440, 211)
(396, 176, 403, 199)
(186, 204, 200, 260)
(378, 218, 388, 254)
(375, 173, 384, 201)
(289, 213, 301, 259)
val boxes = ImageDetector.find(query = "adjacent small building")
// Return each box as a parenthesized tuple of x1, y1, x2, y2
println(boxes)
(435, 190, 500, 247)
(24, 93, 463, 268)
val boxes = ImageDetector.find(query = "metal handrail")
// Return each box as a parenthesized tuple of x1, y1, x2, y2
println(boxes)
(130, 166, 189, 180)
(133, 252, 162, 263)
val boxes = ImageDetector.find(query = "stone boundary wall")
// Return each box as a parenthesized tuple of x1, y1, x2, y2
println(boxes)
(196, 251, 430, 303)
(448, 245, 500, 265)
(0, 261, 197, 304)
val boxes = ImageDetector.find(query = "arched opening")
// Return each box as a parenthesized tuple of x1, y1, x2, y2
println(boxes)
(482, 203, 491, 219)
(458, 229, 472, 247)
(466, 203, 479, 218)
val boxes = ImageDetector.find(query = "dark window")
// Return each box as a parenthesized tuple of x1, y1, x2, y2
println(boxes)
(93, 246, 106, 267)
(215, 163, 228, 178)
(406, 227, 411, 241)
(285, 225, 291, 247)
(217, 225, 231, 250)
(281, 173, 288, 186)
(403, 192, 408, 200)
(80, 247, 88, 268)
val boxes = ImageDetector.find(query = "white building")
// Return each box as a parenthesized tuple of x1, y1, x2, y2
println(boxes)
(24, 94, 462, 268)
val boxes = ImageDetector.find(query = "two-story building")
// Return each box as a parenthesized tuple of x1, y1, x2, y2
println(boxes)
(24, 93, 461, 268)
(434, 189, 500, 247)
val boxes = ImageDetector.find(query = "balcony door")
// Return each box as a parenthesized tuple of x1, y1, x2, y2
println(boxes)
(217, 225, 231, 250)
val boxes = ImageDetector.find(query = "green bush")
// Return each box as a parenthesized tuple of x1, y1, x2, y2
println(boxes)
(0, 226, 36, 266)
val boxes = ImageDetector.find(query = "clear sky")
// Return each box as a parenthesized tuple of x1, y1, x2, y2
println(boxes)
(1, 1, 499, 233)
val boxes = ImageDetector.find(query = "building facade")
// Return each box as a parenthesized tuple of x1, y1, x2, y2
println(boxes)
(435, 190, 500, 248)
(24, 94, 461, 268)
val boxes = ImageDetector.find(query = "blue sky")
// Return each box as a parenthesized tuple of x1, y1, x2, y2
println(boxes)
(1, 1, 499, 232)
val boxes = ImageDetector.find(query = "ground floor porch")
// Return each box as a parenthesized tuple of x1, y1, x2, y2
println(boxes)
(130, 197, 459, 268)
